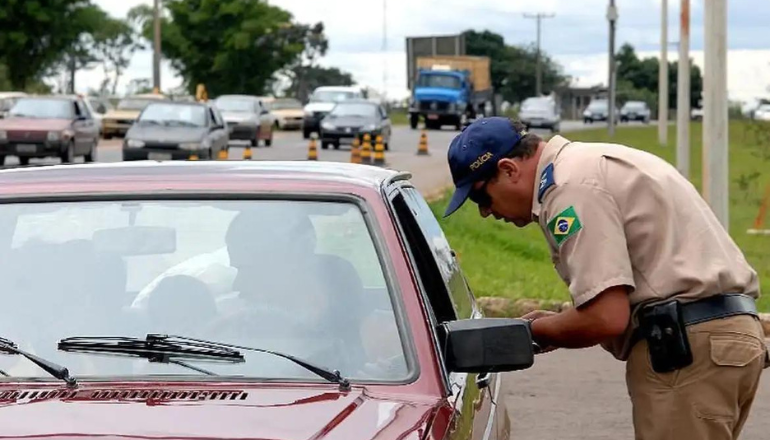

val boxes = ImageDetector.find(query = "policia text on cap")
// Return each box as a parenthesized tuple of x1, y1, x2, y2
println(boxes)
(444, 117, 768, 440)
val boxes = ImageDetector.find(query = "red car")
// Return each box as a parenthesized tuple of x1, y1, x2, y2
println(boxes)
(0, 161, 534, 439)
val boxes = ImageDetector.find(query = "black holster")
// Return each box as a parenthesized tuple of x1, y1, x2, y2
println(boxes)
(638, 300, 693, 373)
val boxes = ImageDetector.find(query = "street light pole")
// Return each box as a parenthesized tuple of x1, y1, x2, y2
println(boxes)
(153, 0, 162, 93)
(607, 0, 618, 137)
(523, 13, 555, 97)
(676, 0, 691, 178)
(658, 0, 669, 146)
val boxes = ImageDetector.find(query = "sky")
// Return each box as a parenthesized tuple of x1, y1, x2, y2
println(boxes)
(75, 0, 770, 104)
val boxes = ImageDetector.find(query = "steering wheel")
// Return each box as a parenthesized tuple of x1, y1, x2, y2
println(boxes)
(205, 305, 332, 343)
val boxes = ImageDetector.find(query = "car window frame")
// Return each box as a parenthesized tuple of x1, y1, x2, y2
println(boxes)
(0, 190, 421, 385)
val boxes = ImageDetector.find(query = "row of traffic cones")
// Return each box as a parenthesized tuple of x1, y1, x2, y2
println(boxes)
(307, 133, 388, 166)
(187, 146, 254, 161)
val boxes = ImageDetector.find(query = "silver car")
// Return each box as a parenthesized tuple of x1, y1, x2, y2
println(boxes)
(518, 97, 561, 132)
(620, 101, 651, 124)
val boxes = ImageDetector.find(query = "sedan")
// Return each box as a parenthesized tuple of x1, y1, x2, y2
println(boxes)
(214, 95, 273, 147)
(620, 101, 651, 124)
(0, 95, 99, 165)
(320, 100, 392, 150)
(0, 160, 535, 440)
(122, 101, 229, 161)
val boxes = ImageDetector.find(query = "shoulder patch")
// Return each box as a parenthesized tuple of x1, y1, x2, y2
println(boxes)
(538, 163, 555, 203)
(546, 206, 582, 246)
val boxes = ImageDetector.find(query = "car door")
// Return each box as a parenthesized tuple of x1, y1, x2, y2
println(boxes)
(208, 106, 228, 152)
(257, 100, 272, 138)
(73, 100, 96, 154)
(379, 105, 392, 144)
(388, 184, 507, 440)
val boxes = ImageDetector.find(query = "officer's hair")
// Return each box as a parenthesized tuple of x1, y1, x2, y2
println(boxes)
(508, 119, 542, 159)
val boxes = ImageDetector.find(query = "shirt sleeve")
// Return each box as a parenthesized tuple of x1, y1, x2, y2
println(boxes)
(540, 183, 635, 307)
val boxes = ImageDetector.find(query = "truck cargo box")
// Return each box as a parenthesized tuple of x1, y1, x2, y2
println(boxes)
(416, 56, 491, 93)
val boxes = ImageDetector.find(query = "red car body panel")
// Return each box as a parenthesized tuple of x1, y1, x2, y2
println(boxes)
(0, 162, 467, 440)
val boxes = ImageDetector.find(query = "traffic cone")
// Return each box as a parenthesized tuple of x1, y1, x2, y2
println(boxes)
(308, 134, 318, 161)
(243, 146, 252, 160)
(350, 137, 362, 164)
(417, 131, 429, 155)
(361, 133, 373, 164)
(373, 135, 386, 166)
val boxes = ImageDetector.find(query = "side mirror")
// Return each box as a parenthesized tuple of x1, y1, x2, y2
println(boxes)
(441, 318, 534, 373)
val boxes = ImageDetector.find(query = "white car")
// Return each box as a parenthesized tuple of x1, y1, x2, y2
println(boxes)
(753, 104, 770, 122)
(518, 96, 561, 132)
(302, 86, 364, 139)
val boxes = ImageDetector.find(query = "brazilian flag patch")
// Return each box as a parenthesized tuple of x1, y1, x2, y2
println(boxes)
(547, 206, 582, 246)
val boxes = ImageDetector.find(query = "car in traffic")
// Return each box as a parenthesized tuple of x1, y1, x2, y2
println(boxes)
(752, 104, 770, 122)
(303, 86, 364, 139)
(0, 160, 535, 440)
(0, 95, 99, 165)
(213, 95, 273, 147)
(518, 96, 561, 132)
(102, 93, 167, 139)
(0, 92, 27, 119)
(123, 101, 229, 161)
(582, 99, 619, 124)
(269, 98, 305, 130)
(619, 101, 651, 124)
(320, 100, 392, 150)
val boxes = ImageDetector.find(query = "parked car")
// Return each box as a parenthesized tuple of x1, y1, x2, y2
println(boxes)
(0, 161, 535, 439)
(213, 95, 273, 147)
(123, 101, 229, 161)
(270, 98, 305, 130)
(0, 92, 27, 119)
(752, 104, 770, 122)
(0, 95, 99, 165)
(583, 99, 620, 124)
(320, 100, 392, 150)
(620, 101, 651, 124)
(518, 96, 561, 132)
(691, 107, 704, 121)
(102, 93, 167, 139)
(303, 86, 364, 139)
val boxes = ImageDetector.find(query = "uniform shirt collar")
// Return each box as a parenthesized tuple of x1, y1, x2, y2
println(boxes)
(531, 135, 572, 219)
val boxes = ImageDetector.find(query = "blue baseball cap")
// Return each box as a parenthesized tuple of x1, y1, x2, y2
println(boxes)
(443, 117, 527, 217)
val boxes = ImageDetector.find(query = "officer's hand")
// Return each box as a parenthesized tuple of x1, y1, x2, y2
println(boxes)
(522, 310, 558, 321)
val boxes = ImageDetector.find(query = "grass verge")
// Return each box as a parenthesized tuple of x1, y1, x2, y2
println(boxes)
(428, 121, 770, 311)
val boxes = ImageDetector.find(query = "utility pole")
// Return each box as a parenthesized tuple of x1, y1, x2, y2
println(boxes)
(523, 13, 555, 97)
(658, 0, 669, 146)
(153, 0, 162, 93)
(676, 0, 691, 178)
(382, 0, 387, 102)
(703, 0, 729, 227)
(607, 0, 618, 137)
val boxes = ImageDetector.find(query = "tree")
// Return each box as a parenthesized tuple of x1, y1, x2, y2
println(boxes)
(283, 66, 354, 102)
(463, 29, 568, 103)
(0, 0, 102, 90)
(93, 18, 144, 95)
(129, 0, 312, 97)
(281, 22, 329, 102)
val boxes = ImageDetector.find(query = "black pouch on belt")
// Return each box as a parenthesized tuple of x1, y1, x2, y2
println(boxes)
(638, 300, 693, 373)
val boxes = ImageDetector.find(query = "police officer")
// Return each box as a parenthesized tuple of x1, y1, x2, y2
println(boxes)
(443, 117, 767, 440)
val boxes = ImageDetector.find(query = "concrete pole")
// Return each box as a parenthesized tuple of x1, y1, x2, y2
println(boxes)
(676, 0, 690, 178)
(607, 0, 618, 138)
(658, 0, 669, 146)
(153, 0, 162, 92)
(523, 13, 555, 97)
(703, 0, 729, 227)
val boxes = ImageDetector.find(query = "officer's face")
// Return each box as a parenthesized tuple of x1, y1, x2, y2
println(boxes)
(474, 158, 535, 227)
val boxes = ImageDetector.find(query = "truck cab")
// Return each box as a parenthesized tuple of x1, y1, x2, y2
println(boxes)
(409, 68, 471, 131)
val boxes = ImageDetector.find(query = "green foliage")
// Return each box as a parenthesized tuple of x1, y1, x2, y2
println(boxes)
(129, 0, 314, 97)
(283, 66, 354, 102)
(0, 0, 101, 90)
(463, 29, 569, 103)
(92, 17, 144, 95)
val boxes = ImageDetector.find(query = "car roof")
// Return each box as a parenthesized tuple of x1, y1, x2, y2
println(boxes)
(144, 100, 208, 108)
(0, 92, 27, 99)
(17, 95, 78, 102)
(215, 95, 258, 100)
(314, 86, 362, 92)
(0, 161, 410, 196)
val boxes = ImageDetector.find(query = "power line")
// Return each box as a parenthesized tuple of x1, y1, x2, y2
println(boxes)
(523, 12, 555, 96)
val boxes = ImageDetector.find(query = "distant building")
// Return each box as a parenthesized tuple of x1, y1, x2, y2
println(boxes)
(555, 83, 607, 120)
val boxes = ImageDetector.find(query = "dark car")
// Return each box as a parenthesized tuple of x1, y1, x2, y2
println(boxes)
(320, 100, 392, 150)
(0, 161, 534, 440)
(0, 96, 99, 165)
(123, 101, 229, 161)
(620, 101, 651, 124)
(213, 95, 274, 147)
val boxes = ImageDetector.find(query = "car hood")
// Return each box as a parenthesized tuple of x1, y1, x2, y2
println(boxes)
(413, 87, 462, 103)
(323, 115, 377, 127)
(519, 108, 554, 118)
(0, 118, 71, 131)
(304, 102, 337, 113)
(221, 112, 258, 123)
(272, 109, 304, 118)
(0, 384, 438, 440)
(126, 125, 208, 143)
(104, 110, 141, 120)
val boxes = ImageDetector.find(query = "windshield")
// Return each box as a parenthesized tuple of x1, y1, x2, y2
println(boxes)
(214, 97, 255, 113)
(138, 103, 208, 127)
(0, 199, 408, 383)
(272, 99, 302, 110)
(588, 100, 608, 110)
(623, 102, 646, 110)
(117, 99, 157, 111)
(521, 99, 552, 112)
(417, 74, 461, 89)
(330, 103, 377, 117)
(9, 98, 74, 119)
(311, 91, 359, 102)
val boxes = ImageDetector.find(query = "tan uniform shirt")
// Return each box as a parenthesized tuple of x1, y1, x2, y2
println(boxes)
(532, 135, 760, 360)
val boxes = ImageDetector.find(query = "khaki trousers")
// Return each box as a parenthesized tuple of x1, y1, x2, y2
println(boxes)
(626, 315, 767, 440)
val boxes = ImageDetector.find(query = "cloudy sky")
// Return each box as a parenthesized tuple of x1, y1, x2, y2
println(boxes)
(78, 0, 770, 103)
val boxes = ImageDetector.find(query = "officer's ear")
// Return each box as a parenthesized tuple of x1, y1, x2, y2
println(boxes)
(496, 158, 522, 183)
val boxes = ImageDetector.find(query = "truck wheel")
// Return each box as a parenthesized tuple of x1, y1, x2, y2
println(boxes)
(409, 115, 419, 130)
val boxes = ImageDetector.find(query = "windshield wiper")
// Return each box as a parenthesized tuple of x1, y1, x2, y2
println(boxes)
(163, 120, 198, 127)
(0, 337, 77, 387)
(58, 335, 244, 376)
(59, 334, 350, 390)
